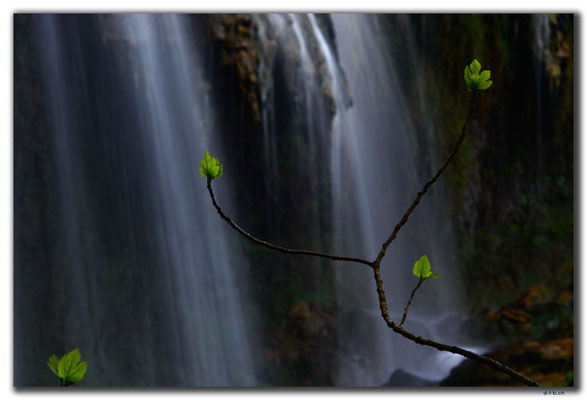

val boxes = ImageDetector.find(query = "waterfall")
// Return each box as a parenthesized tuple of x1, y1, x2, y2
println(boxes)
(328, 14, 472, 386)
(16, 13, 490, 387)
(254, 13, 476, 385)
(23, 14, 256, 386)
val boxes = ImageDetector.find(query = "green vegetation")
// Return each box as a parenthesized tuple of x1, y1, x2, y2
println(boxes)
(199, 150, 224, 179)
(47, 349, 87, 386)
(464, 59, 493, 91)
(412, 255, 440, 280)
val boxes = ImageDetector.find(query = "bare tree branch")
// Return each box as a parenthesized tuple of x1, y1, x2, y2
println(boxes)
(206, 177, 540, 387)
(399, 277, 424, 326)
(206, 179, 375, 268)
(388, 321, 541, 387)
(373, 92, 479, 266)
(204, 91, 541, 387)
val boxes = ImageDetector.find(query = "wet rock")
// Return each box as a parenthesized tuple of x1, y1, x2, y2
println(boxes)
(463, 284, 573, 346)
(383, 369, 438, 387)
(261, 301, 338, 385)
(440, 335, 573, 387)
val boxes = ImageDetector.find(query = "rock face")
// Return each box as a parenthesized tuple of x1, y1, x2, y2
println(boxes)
(443, 284, 574, 386)
(263, 300, 339, 385)
(384, 369, 438, 387)
(398, 14, 574, 387)
(441, 336, 573, 387)
(205, 14, 342, 385)
(400, 14, 574, 314)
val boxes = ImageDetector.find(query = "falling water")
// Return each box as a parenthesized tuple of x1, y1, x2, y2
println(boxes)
(328, 14, 470, 386)
(25, 14, 256, 386)
(255, 13, 475, 386)
(16, 13, 488, 387)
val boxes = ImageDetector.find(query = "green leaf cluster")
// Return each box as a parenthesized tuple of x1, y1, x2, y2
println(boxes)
(199, 150, 223, 179)
(412, 255, 440, 280)
(47, 349, 87, 386)
(464, 59, 493, 91)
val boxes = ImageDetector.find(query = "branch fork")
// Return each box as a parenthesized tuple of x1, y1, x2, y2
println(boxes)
(204, 92, 540, 387)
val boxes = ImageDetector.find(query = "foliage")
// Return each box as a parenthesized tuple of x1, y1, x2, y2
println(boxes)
(47, 348, 87, 386)
(199, 150, 224, 179)
(412, 255, 440, 280)
(464, 59, 493, 91)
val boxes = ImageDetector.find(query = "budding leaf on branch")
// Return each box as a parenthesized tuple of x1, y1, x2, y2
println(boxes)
(464, 59, 493, 92)
(49, 348, 87, 385)
(412, 255, 439, 280)
(199, 150, 223, 179)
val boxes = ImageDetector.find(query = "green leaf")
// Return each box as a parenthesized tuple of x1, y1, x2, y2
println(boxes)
(479, 80, 493, 90)
(47, 354, 60, 377)
(67, 362, 87, 384)
(470, 59, 481, 75)
(57, 349, 87, 385)
(199, 151, 224, 180)
(412, 255, 432, 279)
(469, 75, 480, 91)
(464, 59, 493, 92)
(57, 351, 75, 379)
(430, 273, 440, 279)
(464, 65, 472, 82)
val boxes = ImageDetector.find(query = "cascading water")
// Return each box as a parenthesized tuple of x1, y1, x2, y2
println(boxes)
(15, 13, 500, 387)
(19, 14, 256, 386)
(328, 14, 475, 386)
(253, 13, 477, 385)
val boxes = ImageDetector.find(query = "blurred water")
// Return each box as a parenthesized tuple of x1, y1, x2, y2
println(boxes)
(257, 13, 470, 386)
(18, 13, 478, 387)
(32, 14, 255, 386)
(329, 14, 466, 386)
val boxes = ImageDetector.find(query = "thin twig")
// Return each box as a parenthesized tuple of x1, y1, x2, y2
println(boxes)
(206, 178, 375, 268)
(388, 320, 541, 387)
(373, 92, 478, 266)
(369, 91, 477, 356)
(385, 320, 540, 386)
(204, 91, 541, 386)
(399, 277, 424, 326)
(369, 92, 477, 339)
(368, 91, 537, 386)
